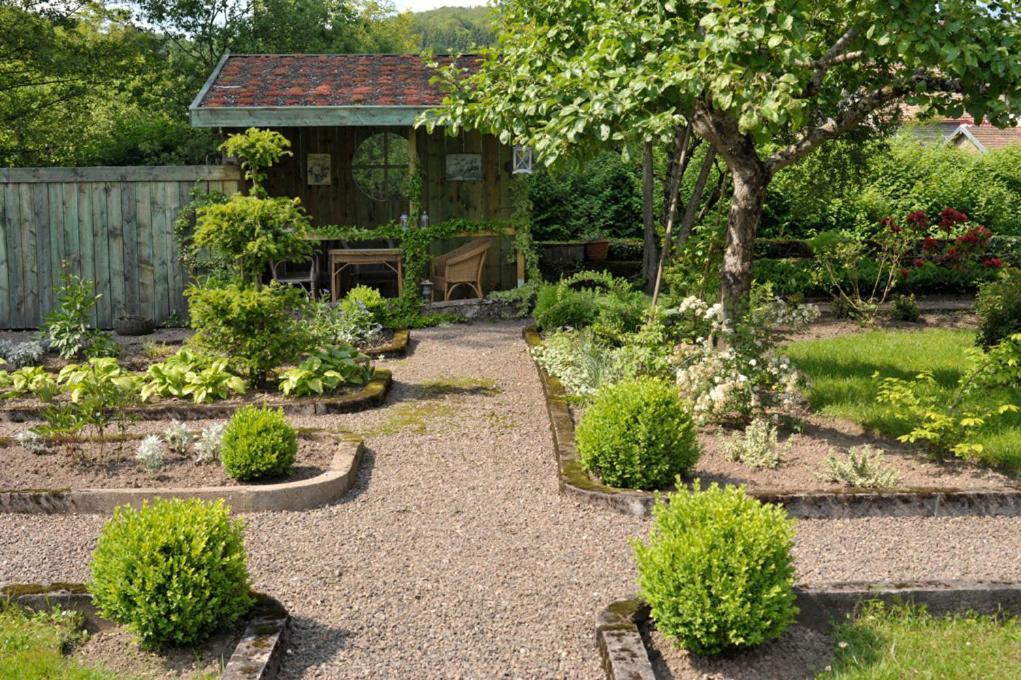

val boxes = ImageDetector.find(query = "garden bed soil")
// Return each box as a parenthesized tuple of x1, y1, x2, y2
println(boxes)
(0, 427, 333, 490)
(72, 620, 245, 680)
(568, 409, 1016, 494)
(642, 621, 834, 680)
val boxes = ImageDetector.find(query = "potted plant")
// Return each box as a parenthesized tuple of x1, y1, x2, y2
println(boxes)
(113, 312, 155, 336)
(583, 227, 610, 262)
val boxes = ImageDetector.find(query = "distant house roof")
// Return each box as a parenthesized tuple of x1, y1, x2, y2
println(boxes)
(189, 53, 479, 128)
(903, 105, 1021, 153)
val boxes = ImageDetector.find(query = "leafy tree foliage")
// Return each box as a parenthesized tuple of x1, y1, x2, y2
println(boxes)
(411, 5, 495, 53)
(429, 1, 1021, 320)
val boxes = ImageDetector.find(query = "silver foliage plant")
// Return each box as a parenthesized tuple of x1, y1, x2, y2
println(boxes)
(195, 423, 226, 464)
(723, 418, 791, 469)
(16, 430, 50, 455)
(136, 435, 165, 473)
(822, 445, 901, 489)
(162, 419, 194, 456)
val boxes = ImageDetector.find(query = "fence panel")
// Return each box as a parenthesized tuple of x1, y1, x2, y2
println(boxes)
(0, 166, 241, 329)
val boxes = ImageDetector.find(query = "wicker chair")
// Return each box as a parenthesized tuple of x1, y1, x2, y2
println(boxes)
(430, 238, 492, 301)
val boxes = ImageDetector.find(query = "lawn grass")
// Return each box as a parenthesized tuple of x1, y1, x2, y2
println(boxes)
(0, 604, 122, 680)
(786, 328, 1021, 476)
(822, 601, 1021, 679)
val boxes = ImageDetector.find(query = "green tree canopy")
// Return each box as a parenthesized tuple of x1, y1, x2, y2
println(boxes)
(428, 0, 1021, 318)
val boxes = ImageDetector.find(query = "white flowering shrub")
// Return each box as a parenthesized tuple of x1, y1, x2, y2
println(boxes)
(195, 423, 226, 463)
(136, 435, 165, 473)
(723, 418, 791, 469)
(672, 292, 813, 425)
(162, 420, 194, 456)
(16, 430, 50, 455)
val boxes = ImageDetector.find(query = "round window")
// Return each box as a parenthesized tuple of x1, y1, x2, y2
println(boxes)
(352, 132, 411, 201)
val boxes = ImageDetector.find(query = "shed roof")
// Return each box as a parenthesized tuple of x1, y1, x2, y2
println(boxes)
(190, 53, 478, 128)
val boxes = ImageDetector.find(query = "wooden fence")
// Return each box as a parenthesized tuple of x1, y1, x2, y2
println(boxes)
(0, 166, 241, 329)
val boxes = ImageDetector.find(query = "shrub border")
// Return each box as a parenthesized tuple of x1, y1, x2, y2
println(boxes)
(0, 430, 364, 514)
(523, 325, 1021, 519)
(362, 329, 410, 358)
(0, 369, 392, 422)
(1, 584, 289, 680)
(596, 581, 1021, 680)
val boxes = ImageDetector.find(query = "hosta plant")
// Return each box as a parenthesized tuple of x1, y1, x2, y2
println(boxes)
(1, 365, 59, 401)
(57, 359, 140, 404)
(277, 345, 372, 397)
(141, 349, 246, 404)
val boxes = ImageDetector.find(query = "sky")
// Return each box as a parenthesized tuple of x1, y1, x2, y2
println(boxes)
(394, 0, 486, 11)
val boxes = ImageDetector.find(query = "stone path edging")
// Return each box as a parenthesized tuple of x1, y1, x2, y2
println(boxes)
(523, 325, 1021, 519)
(363, 330, 410, 358)
(0, 370, 392, 423)
(0, 431, 364, 514)
(597, 581, 1021, 680)
(2, 584, 289, 680)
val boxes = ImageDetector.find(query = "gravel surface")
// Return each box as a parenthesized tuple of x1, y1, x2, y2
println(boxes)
(2, 321, 1021, 679)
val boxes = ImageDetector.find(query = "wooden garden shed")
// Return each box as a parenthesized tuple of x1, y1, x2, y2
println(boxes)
(189, 53, 525, 297)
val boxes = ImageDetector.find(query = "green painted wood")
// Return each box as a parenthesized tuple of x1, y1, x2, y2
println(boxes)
(61, 182, 80, 275)
(135, 181, 155, 323)
(120, 182, 139, 315)
(162, 182, 182, 320)
(77, 182, 95, 326)
(18, 184, 38, 327)
(32, 183, 52, 320)
(107, 183, 125, 322)
(3, 184, 22, 327)
(93, 183, 112, 326)
(190, 105, 426, 128)
(0, 186, 10, 327)
(150, 181, 169, 323)
(0, 166, 241, 183)
(46, 183, 64, 310)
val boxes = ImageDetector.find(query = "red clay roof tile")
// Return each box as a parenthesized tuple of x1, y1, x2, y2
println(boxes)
(197, 54, 479, 108)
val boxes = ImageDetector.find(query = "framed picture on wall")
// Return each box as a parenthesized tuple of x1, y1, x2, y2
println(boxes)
(307, 153, 332, 185)
(445, 153, 483, 181)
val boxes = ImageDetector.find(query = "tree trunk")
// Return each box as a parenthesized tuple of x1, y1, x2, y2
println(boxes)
(720, 166, 768, 325)
(641, 142, 658, 292)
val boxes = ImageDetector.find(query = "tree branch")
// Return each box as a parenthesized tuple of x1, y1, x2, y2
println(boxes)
(768, 71, 964, 173)
(803, 27, 861, 95)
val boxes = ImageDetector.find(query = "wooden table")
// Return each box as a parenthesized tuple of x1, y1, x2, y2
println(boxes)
(328, 248, 404, 301)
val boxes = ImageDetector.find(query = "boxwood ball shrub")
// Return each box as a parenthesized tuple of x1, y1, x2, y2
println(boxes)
(221, 405, 298, 481)
(89, 498, 253, 649)
(576, 377, 700, 489)
(976, 268, 1021, 348)
(633, 482, 798, 656)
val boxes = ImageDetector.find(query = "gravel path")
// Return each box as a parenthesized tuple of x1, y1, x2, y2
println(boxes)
(2, 321, 1021, 679)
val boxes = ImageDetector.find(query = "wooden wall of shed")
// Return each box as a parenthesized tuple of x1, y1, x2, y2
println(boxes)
(259, 126, 516, 228)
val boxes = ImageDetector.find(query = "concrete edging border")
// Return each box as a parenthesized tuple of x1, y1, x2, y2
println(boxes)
(0, 370, 392, 423)
(596, 581, 1021, 680)
(363, 329, 410, 358)
(0, 431, 364, 514)
(2, 585, 289, 680)
(523, 325, 1021, 519)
